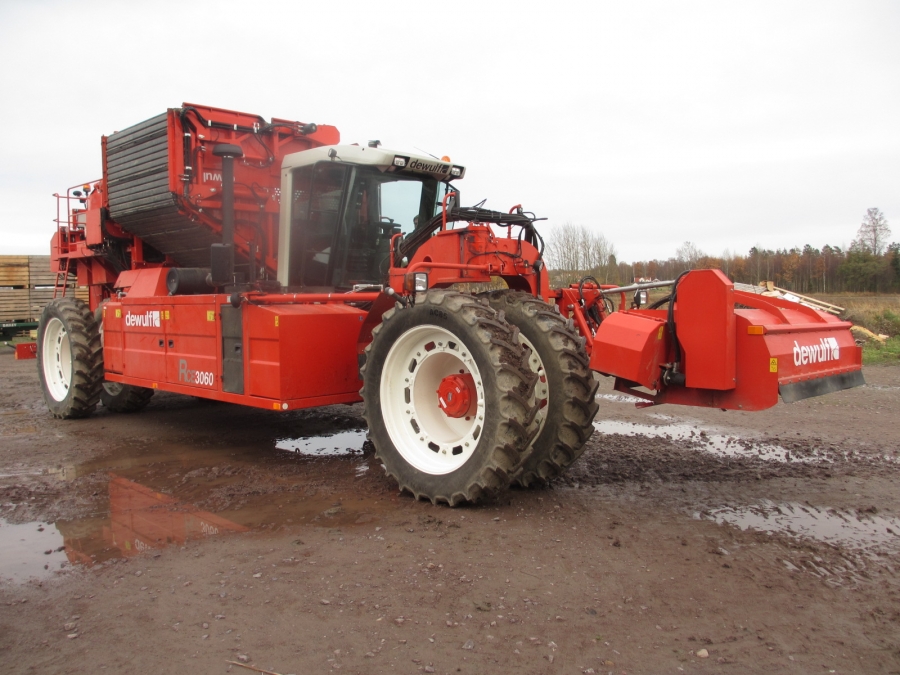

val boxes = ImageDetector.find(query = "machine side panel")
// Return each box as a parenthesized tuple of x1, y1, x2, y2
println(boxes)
(590, 311, 669, 390)
(245, 304, 365, 401)
(674, 269, 736, 391)
(102, 303, 125, 374)
(164, 302, 219, 392)
(117, 303, 167, 382)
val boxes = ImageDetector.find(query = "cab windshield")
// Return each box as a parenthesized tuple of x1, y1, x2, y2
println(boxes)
(287, 163, 448, 289)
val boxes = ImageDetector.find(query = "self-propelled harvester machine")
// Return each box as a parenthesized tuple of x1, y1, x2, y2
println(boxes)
(40, 103, 864, 505)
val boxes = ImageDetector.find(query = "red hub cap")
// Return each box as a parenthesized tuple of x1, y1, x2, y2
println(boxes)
(436, 373, 477, 418)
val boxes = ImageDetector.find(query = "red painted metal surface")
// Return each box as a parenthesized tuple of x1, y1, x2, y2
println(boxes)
(674, 270, 736, 390)
(51, 104, 339, 312)
(14, 342, 37, 360)
(101, 272, 369, 411)
(590, 311, 669, 390)
(589, 270, 862, 411)
(437, 373, 477, 418)
(392, 224, 550, 297)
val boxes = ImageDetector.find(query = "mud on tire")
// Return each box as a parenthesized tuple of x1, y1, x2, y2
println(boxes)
(37, 297, 103, 419)
(482, 290, 598, 486)
(361, 289, 540, 506)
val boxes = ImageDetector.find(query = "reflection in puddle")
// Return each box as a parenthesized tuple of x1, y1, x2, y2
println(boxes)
(594, 420, 799, 462)
(0, 475, 249, 583)
(700, 500, 900, 554)
(275, 429, 367, 456)
(2, 429, 386, 583)
(61, 474, 248, 566)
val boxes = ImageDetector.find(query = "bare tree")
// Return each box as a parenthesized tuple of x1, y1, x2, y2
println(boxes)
(675, 241, 704, 271)
(544, 222, 617, 285)
(852, 208, 891, 255)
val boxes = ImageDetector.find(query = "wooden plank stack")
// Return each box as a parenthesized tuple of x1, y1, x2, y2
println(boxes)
(0, 255, 89, 322)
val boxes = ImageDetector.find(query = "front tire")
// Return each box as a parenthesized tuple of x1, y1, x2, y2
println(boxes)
(482, 291, 598, 486)
(361, 290, 540, 505)
(37, 298, 103, 419)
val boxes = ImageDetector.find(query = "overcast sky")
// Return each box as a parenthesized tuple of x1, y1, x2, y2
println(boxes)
(1, 0, 897, 263)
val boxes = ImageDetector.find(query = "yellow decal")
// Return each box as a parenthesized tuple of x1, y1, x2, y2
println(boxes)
(657, 325, 664, 340)
(115, 308, 122, 318)
(163, 310, 170, 320)
(207, 310, 215, 322)
(275, 316, 279, 327)
(769, 358, 778, 373)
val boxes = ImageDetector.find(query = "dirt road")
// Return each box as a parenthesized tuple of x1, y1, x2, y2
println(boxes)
(1, 349, 899, 674)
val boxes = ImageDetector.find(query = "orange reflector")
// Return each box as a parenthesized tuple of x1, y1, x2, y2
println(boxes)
(747, 326, 765, 335)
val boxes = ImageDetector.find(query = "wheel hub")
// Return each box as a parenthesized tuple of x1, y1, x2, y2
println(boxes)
(436, 373, 476, 419)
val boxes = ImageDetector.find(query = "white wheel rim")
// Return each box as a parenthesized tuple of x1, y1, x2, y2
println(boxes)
(103, 382, 124, 396)
(380, 324, 486, 475)
(520, 334, 548, 442)
(42, 317, 72, 402)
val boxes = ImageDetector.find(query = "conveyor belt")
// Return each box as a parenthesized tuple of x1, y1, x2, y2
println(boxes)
(106, 112, 219, 268)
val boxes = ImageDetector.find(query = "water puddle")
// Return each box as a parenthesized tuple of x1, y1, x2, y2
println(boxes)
(594, 420, 799, 462)
(0, 520, 68, 583)
(698, 500, 900, 555)
(596, 393, 646, 404)
(1, 426, 388, 584)
(275, 429, 367, 456)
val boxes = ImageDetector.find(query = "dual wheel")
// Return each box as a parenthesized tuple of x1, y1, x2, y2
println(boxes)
(361, 289, 597, 505)
(37, 298, 153, 419)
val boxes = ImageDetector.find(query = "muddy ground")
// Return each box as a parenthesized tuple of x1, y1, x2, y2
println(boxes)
(1, 349, 899, 675)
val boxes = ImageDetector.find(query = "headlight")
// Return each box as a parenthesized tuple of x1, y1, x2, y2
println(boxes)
(450, 166, 463, 177)
(393, 156, 408, 168)
(404, 272, 428, 292)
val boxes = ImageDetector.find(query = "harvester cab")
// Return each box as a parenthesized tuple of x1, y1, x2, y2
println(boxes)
(276, 145, 462, 291)
(38, 103, 866, 507)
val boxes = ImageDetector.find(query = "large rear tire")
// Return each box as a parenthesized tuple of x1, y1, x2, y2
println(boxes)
(94, 303, 154, 413)
(37, 298, 103, 419)
(482, 291, 598, 486)
(361, 290, 540, 505)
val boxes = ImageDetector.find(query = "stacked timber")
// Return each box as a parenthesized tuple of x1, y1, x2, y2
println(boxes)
(0, 256, 88, 322)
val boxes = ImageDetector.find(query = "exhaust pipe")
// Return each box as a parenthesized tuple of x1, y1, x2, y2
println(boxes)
(210, 143, 244, 286)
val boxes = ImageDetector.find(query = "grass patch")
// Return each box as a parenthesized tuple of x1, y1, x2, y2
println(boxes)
(862, 335, 900, 365)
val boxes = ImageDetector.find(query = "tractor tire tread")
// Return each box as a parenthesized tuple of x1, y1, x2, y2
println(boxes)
(361, 290, 540, 506)
(481, 290, 599, 487)
(37, 297, 103, 419)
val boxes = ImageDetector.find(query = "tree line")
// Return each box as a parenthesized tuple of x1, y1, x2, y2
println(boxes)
(544, 208, 899, 293)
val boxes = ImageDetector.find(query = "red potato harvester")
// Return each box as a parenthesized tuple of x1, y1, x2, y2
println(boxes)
(39, 104, 863, 505)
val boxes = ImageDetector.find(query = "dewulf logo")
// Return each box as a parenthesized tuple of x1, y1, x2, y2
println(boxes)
(124, 310, 160, 328)
(406, 158, 450, 174)
(793, 337, 840, 366)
